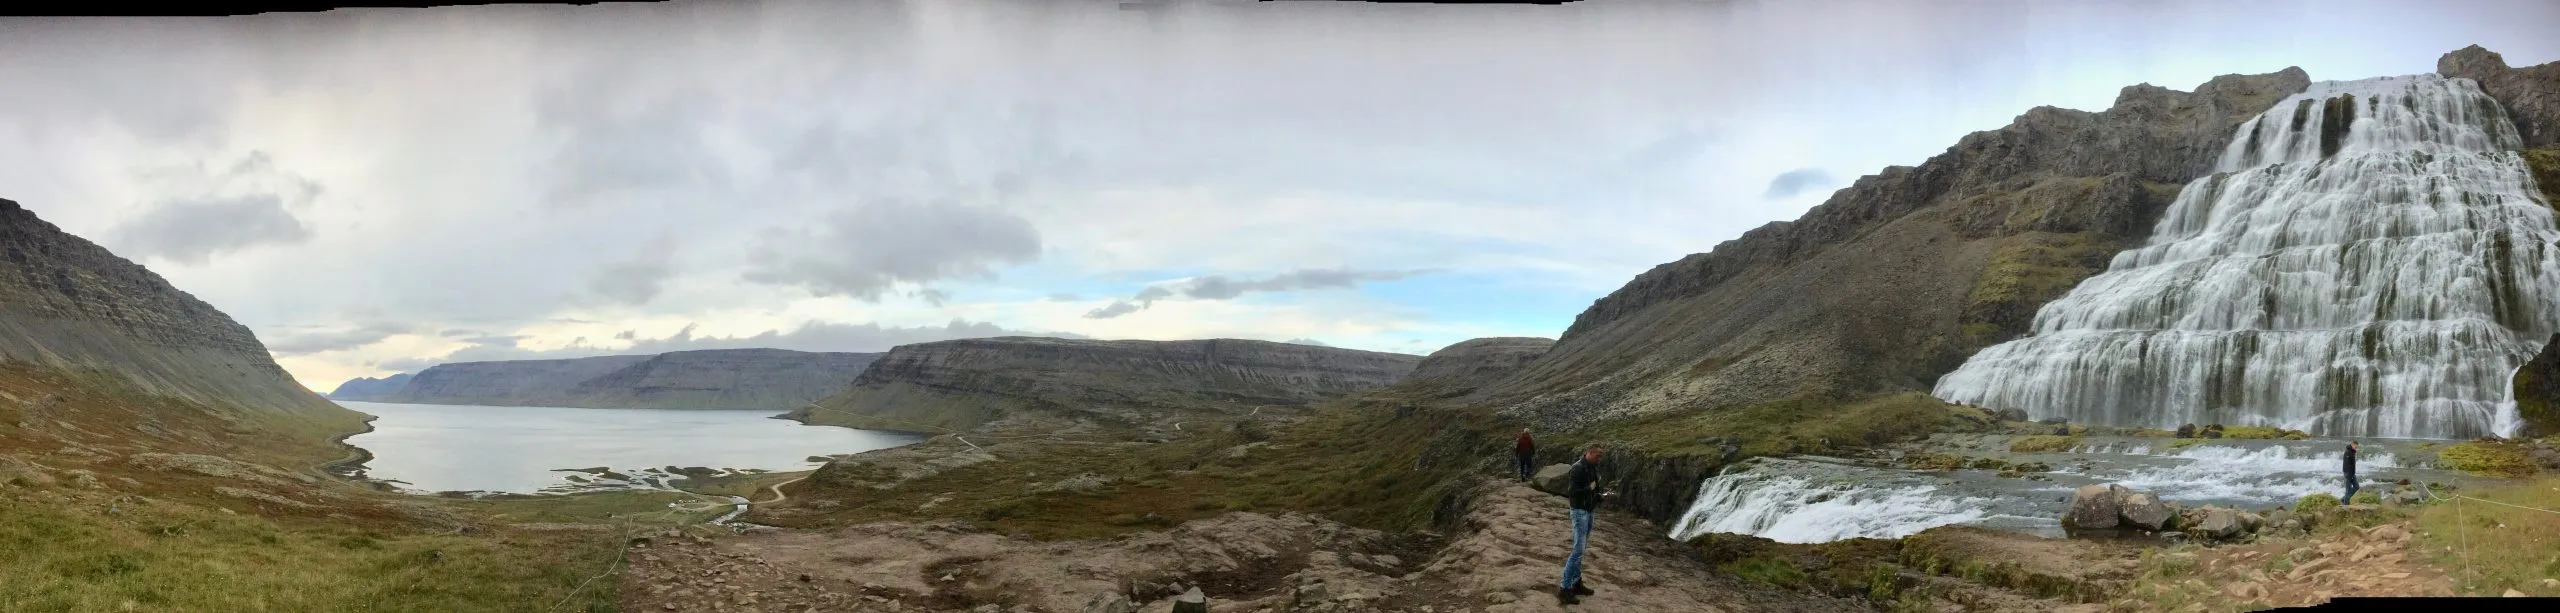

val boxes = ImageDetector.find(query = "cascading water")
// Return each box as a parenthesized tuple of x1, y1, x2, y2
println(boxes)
(1934, 74, 2560, 439)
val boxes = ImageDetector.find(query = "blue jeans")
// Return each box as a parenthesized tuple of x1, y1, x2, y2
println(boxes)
(1559, 508, 1594, 590)
(1516, 453, 1535, 481)
(2343, 473, 2359, 502)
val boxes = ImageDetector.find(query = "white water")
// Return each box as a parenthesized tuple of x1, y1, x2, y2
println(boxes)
(1670, 440, 2468, 544)
(1935, 74, 2560, 439)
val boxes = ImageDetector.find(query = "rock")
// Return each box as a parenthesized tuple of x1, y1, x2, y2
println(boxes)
(2176, 424, 2197, 438)
(2237, 511, 2264, 534)
(1994, 408, 2030, 422)
(2195, 507, 2243, 540)
(973, 605, 1002, 613)
(2285, 557, 2331, 581)
(2506, 589, 2530, 597)
(2066, 484, 2122, 530)
(1171, 586, 1208, 613)
(2117, 489, 2173, 531)
(1532, 464, 1575, 496)
(1079, 591, 1136, 613)
(1482, 591, 1518, 604)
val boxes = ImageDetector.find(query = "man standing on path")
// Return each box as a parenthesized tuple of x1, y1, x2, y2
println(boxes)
(1514, 429, 1537, 482)
(2342, 439, 2361, 502)
(1558, 443, 1611, 605)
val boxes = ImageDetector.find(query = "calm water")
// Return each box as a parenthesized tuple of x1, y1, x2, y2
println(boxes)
(338, 401, 923, 494)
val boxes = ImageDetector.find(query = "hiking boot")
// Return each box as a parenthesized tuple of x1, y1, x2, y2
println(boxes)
(1556, 588, 1580, 605)
(1572, 582, 1594, 596)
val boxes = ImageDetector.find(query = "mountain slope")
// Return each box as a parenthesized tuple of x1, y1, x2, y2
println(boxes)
(0, 197, 363, 461)
(788, 336, 1423, 433)
(351, 349, 881, 410)
(326, 373, 412, 401)
(1473, 67, 2315, 429)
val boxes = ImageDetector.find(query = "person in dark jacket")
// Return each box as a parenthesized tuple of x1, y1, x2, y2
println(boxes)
(1557, 443, 1611, 605)
(2342, 439, 2360, 502)
(1514, 429, 1536, 482)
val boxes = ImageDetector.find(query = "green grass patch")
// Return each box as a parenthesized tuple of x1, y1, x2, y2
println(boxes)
(2415, 475, 2560, 596)
(1590, 393, 1993, 458)
(2438, 441, 2541, 478)
(2295, 492, 2341, 514)
(2008, 435, 2081, 453)
(2217, 425, 2311, 440)
(1718, 556, 1808, 588)
(0, 495, 627, 612)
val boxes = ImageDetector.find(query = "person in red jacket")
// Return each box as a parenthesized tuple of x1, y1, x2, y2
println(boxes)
(1513, 428, 1536, 482)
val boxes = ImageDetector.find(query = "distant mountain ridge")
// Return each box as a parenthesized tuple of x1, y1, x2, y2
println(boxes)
(788, 336, 1423, 432)
(332, 348, 882, 410)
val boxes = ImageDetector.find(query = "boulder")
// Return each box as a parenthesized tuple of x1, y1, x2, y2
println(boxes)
(1079, 591, 1135, 613)
(2386, 489, 2425, 506)
(1532, 464, 1574, 496)
(1171, 587, 1208, 613)
(2237, 511, 2264, 534)
(2175, 424, 2197, 438)
(1994, 408, 2030, 422)
(2065, 484, 2122, 530)
(2117, 490, 2173, 531)
(2194, 507, 2243, 540)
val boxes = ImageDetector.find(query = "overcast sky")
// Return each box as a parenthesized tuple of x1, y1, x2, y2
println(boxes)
(2, 0, 2554, 393)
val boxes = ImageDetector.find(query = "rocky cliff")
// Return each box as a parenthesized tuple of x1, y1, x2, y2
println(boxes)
(2515, 333, 2560, 439)
(0, 197, 361, 455)
(1474, 66, 2316, 428)
(2440, 45, 2560, 150)
(1396, 337, 1554, 397)
(354, 349, 879, 410)
(325, 373, 411, 401)
(789, 337, 1423, 433)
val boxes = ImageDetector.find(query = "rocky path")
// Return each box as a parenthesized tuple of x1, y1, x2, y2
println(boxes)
(2120, 520, 2459, 610)
(617, 481, 1853, 612)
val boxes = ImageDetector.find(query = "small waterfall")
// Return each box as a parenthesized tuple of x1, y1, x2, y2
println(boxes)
(1935, 74, 2560, 439)
(1668, 472, 1997, 544)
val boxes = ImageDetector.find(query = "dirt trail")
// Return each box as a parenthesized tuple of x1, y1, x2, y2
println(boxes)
(619, 481, 1855, 612)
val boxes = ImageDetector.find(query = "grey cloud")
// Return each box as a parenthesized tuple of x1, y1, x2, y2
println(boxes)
(1763, 168, 1837, 200)
(379, 318, 1085, 371)
(913, 288, 953, 307)
(439, 329, 479, 337)
(742, 201, 1042, 301)
(1084, 268, 1432, 319)
(614, 329, 637, 340)
(1046, 292, 1083, 301)
(588, 235, 678, 305)
(266, 322, 413, 356)
(108, 194, 312, 265)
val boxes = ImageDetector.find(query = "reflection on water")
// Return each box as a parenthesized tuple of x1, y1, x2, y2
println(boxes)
(338, 401, 923, 494)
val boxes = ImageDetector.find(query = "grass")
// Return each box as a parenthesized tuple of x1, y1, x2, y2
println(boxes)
(443, 489, 717, 525)
(1589, 392, 1995, 458)
(2437, 441, 2541, 478)
(2414, 475, 2560, 596)
(0, 493, 631, 612)
(2217, 425, 2312, 440)
(2008, 435, 2081, 453)
(787, 396, 1499, 540)
(2295, 492, 2341, 514)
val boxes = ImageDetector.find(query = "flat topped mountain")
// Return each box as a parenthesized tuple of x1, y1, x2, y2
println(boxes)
(348, 348, 881, 410)
(789, 336, 1424, 433)
(0, 198, 350, 421)
(1398, 337, 1554, 395)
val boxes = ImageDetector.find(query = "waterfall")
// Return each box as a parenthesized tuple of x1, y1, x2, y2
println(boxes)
(1934, 74, 2560, 439)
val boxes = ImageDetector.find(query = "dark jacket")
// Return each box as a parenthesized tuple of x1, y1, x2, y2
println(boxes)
(2343, 445, 2357, 475)
(1565, 459, 1601, 511)
(1515, 433, 1535, 455)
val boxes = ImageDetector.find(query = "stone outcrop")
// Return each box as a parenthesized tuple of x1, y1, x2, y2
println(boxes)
(2513, 333, 2560, 438)
(2118, 490, 2173, 532)
(355, 348, 878, 410)
(1471, 67, 2314, 428)
(2065, 484, 2124, 531)
(1395, 337, 1553, 396)
(2438, 45, 2560, 149)
(0, 198, 356, 428)
(325, 373, 411, 401)
(788, 337, 1422, 433)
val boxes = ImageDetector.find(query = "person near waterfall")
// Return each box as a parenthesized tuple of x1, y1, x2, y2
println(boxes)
(2342, 439, 2361, 502)
(1513, 428, 1536, 482)
(1558, 443, 1613, 605)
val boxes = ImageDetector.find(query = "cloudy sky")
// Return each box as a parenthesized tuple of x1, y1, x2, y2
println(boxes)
(1, 0, 2554, 393)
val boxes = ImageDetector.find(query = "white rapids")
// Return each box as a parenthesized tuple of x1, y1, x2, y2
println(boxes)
(1933, 74, 2560, 439)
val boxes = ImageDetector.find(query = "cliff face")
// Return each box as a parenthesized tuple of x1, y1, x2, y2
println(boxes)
(0, 198, 361, 460)
(326, 373, 411, 401)
(791, 336, 1423, 433)
(563, 349, 880, 409)
(2440, 45, 2560, 149)
(1477, 67, 2314, 429)
(354, 349, 879, 410)
(1397, 337, 1554, 396)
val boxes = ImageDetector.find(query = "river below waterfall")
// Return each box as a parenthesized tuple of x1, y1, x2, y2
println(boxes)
(1669, 434, 2510, 545)
(337, 400, 925, 496)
